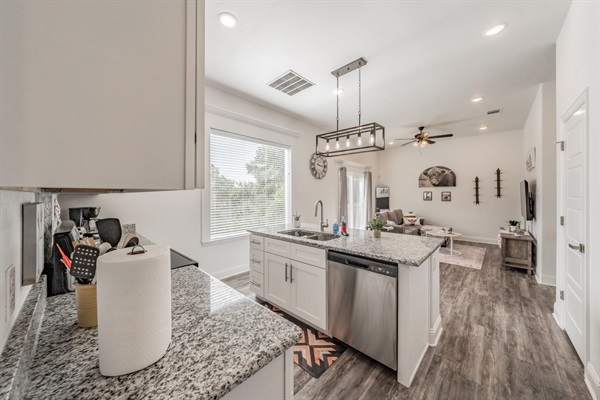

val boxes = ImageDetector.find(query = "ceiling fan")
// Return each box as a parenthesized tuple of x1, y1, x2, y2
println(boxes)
(396, 126, 454, 147)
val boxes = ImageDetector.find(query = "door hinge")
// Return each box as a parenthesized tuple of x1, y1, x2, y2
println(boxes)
(560, 290, 564, 300)
(555, 140, 565, 151)
(560, 216, 564, 226)
(194, 132, 197, 144)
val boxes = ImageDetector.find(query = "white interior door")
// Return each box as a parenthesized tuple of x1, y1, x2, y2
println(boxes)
(562, 102, 587, 361)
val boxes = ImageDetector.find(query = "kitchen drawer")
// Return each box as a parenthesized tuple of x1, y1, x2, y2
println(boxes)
(264, 238, 291, 258)
(249, 249, 264, 273)
(291, 243, 326, 269)
(250, 235, 264, 251)
(249, 270, 264, 298)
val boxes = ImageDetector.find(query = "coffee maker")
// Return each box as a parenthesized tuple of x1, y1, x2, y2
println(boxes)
(69, 207, 101, 236)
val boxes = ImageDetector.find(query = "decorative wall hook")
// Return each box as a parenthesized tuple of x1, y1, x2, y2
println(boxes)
(495, 168, 502, 198)
(474, 177, 481, 205)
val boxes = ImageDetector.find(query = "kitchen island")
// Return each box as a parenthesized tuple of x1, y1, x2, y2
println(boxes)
(247, 224, 445, 388)
(1, 266, 302, 400)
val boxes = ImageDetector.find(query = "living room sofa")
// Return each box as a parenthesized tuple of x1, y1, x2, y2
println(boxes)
(377, 209, 424, 236)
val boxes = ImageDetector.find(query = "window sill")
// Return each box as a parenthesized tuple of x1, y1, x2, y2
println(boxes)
(201, 232, 250, 246)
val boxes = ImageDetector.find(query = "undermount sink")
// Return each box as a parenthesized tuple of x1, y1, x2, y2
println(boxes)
(277, 230, 339, 241)
(278, 229, 317, 237)
(305, 233, 339, 241)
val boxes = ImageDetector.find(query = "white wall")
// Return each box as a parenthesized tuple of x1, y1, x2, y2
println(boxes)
(523, 81, 557, 286)
(0, 190, 35, 352)
(555, 2, 600, 398)
(59, 85, 378, 278)
(377, 130, 524, 243)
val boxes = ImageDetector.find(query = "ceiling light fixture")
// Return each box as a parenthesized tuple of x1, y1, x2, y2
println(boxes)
(218, 12, 238, 28)
(316, 58, 385, 157)
(480, 126, 488, 130)
(484, 23, 507, 37)
(471, 96, 484, 102)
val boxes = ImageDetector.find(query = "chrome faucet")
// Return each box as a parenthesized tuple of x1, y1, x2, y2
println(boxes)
(314, 200, 329, 232)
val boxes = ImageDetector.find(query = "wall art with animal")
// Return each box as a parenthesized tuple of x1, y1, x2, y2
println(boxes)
(418, 166, 457, 187)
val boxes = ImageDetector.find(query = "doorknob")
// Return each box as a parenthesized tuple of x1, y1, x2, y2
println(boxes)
(568, 243, 585, 253)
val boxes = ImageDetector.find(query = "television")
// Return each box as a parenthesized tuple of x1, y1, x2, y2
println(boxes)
(520, 180, 535, 221)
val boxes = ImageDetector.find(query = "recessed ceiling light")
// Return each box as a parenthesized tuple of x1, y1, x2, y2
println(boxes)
(484, 23, 507, 37)
(334, 88, 345, 95)
(471, 96, 484, 103)
(479, 126, 488, 130)
(218, 12, 238, 28)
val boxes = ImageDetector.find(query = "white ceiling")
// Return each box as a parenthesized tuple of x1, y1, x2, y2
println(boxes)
(205, 1, 571, 141)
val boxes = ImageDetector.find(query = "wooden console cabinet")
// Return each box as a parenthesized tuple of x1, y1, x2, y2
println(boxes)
(499, 230, 536, 275)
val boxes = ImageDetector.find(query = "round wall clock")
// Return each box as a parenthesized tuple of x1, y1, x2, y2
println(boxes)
(310, 153, 328, 179)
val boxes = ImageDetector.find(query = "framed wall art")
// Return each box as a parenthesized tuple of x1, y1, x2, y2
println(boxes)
(423, 191, 432, 201)
(441, 192, 452, 202)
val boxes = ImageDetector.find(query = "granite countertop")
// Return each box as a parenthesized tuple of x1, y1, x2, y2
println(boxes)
(248, 223, 444, 266)
(24, 266, 302, 399)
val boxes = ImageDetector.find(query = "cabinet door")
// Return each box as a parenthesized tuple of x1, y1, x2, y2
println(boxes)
(249, 249, 264, 274)
(0, 0, 204, 190)
(249, 270, 264, 298)
(264, 253, 291, 309)
(290, 261, 326, 331)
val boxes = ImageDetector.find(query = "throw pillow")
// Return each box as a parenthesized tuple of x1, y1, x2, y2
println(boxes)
(386, 220, 396, 226)
(403, 216, 421, 226)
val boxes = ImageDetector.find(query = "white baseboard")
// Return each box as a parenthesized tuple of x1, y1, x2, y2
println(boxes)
(204, 263, 249, 280)
(585, 362, 600, 400)
(429, 316, 443, 346)
(552, 305, 563, 330)
(458, 236, 498, 245)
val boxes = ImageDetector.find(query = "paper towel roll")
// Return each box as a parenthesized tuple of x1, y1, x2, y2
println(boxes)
(96, 245, 171, 376)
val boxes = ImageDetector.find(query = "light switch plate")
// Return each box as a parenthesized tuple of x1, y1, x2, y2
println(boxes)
(6, 265, 16, 323)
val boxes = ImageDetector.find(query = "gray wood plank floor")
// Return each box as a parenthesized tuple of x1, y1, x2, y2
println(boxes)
(222, 241, 591, 399)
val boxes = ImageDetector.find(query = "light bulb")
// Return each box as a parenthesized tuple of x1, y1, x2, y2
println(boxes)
(357, 134, 363, 146)
(413, 141, 419, 147)
(346, 135, 350, 148)
(336, 138, 340, 150)
(420, 141, 427, 148)
(369, 132, 375, 144)
(325, 139, 330, 151)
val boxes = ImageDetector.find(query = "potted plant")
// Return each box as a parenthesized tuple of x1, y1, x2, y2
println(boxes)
(293, 212, 301, 228)
(507, 220, 519, 232)
(369, 217, 384, 238)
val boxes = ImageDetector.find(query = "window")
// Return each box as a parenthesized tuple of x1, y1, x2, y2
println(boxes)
(346, 171, 366, 229)
(209, 130, 291, 240)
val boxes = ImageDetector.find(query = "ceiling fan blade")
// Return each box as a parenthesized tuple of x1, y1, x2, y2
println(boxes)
(428, 134, 454, 139)
(401, 141, 416, 147)
(425, 139, 436, 144)
(394, 138, 416, 141)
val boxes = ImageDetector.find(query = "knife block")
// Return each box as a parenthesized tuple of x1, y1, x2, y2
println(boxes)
(74, 283, 97, 328)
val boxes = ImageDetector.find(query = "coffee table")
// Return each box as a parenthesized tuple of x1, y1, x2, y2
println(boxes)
(426, 231, 463, 256)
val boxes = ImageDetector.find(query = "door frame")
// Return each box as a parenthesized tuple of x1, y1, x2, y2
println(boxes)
(555, 89, 589, 366)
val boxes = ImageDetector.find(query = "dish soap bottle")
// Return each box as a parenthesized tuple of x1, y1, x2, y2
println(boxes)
(332, 219, 339, 235)
(341, 217, 347, 236)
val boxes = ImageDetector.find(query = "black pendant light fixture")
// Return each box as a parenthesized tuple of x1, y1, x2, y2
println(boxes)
(316, 57, 385, 157)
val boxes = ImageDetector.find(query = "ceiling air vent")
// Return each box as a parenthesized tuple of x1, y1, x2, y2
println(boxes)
(268, 70, 315, 96)
(487, 108, 503, 115)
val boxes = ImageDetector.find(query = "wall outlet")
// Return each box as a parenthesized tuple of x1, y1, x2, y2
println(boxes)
(6, 265, 16, 323)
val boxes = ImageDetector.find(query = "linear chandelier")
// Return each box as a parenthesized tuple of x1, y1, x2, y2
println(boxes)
(316, 57, 385, 157)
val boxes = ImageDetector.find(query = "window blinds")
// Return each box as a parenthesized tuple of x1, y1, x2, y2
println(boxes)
(210, 130, 290, 240)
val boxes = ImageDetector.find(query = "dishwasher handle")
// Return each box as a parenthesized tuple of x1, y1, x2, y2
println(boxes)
(328, 251, 397, 277)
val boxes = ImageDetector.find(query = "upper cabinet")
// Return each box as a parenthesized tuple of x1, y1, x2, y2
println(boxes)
(0, 0, 204, 191)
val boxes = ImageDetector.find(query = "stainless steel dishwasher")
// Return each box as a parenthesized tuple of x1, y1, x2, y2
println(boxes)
(327, 251, 397, 370)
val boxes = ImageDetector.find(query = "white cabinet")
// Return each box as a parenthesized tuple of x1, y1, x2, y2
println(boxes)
(0, 0, 204, 191)
(262, 240, 327, 331)
(290, 261, 326, 328)
(264, 253, 292, 309)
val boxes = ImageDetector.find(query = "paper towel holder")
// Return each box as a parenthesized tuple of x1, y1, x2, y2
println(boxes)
(127, 245, 147, 255)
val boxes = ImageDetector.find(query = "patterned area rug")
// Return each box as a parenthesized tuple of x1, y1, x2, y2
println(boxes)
(264, 303, 347, 378)
(440, 244, 486, 270)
